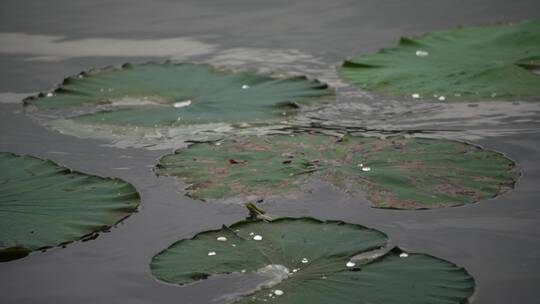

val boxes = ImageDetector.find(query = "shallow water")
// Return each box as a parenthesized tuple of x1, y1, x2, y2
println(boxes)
(1, 1, 540, 303)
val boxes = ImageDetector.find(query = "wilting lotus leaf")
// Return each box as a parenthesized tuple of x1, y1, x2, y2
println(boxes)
(157, 133, 517, 209)
(339, 18, 540, 100)
(0, 152, 140, 261)
(23, 62, 333, 127)
(151, 218, 474, 303)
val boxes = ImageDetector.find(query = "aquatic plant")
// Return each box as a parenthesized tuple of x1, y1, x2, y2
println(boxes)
(24, 62, 333, 127)
(157, 133, 517, 209)
(340, 18, 540, 100)
(0, 152, 140, 261)
(151, 217, 475, 303)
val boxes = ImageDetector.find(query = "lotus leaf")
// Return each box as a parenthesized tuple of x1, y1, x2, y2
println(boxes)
(24, 62, 333, 127)
(151, 218, 474, 303)
(0, 152, 140, 261)
(339, 18, 540, 100)
(157, 133, 517, 209)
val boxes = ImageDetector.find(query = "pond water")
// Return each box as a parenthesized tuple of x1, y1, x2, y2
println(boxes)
(1, 1, 540, 303)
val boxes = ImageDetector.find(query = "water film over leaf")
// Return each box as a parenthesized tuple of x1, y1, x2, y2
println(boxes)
(157, 133, 517, 209)
(339, 18, 540, 101)
(151, 218, 474, 303)
(0, 152, 140, 261)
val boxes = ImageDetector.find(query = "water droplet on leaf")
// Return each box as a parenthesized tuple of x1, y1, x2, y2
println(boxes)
(415, 50, 429, 57)
(173, 100, 192, 108)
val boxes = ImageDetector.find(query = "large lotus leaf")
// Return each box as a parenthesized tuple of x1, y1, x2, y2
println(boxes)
(23, 62, 333, 127)
(157, 133, 517, 209)
(339, 18, 540, 100)
(0, 152, 140, 261)
(151, 218, 474, 304)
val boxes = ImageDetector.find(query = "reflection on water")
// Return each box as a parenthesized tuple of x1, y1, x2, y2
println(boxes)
(0, 33, 218, 61)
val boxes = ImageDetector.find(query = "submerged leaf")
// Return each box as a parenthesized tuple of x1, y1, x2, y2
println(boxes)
(151, 218, 474, 303)
(24, 62, 333, 127)
(339, 18, 540, 100)
(157, 133, 517, 209)
(0, 152, 140, 261)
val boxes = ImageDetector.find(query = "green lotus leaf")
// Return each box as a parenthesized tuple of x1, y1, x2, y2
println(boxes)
(157, 133, 517, 209)
(151, 218, 474, 303)
(339, 18, 540, 100)
(0, 152, 140, 261)
(23, 62, 333, 127)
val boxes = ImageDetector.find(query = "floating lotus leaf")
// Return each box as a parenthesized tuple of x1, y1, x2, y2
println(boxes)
(157, 133, 517, 209)
(151, 218, 474, 303)
(23, 62, 333, 127)
(0, 152, 140, 261)
(339, 18, 540, 100)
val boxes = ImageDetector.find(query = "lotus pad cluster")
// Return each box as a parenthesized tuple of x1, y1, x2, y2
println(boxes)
(151, 218, 474, 303)
(24, 62, 333, 127)
(0, 152, 140, 261)
(340, 18, 540, 100)
(157, 133, 517, 209)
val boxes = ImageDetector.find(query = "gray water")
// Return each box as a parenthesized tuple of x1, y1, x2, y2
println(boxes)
(1, 1, 540, 303)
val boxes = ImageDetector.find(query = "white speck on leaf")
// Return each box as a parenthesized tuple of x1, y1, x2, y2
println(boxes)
(400, 253, 409, 258)
(46, 92, 53, 97)
(438, 96, 446, 101)
(362, 167, 371, 172)
(242, 84, 250, 89)
(415, 50, 429, 57)
(173, 100, 192, 108)
(253, 235, 263, 241)
(346, 261, 356, 268)
(301, 258, 309, 264)
(274, 290, 284, 296)
(208, 251, 216, 256)
(216, 236, 227, 242)
(412, 93, 420, 99)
